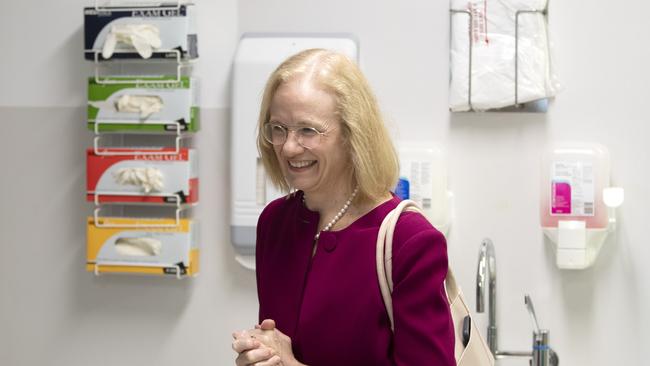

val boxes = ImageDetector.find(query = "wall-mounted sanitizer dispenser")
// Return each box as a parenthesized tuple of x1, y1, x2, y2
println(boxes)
(230, 34, 359, 270)
(394, 143, 452, 236)
(540, 142, 624, 269)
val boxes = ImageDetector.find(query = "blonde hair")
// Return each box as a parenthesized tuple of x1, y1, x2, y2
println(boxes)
(257, 48, 399, 204)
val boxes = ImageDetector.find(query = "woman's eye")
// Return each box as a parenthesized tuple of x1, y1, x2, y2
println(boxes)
(271, 125, 286, 134)
(299, 128, 318, 137)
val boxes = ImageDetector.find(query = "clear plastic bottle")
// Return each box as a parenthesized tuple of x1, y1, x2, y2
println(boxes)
(396, 144, 449, 230)
(540, 143, 610, 229)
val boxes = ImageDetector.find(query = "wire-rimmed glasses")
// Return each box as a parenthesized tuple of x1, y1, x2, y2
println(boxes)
(262, 123, 327, 149)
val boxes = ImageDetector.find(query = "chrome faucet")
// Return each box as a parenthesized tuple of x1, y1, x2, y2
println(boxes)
(526, 295, 550, 366)
(475, 238, 559, 366)
(476, 238, 497, 354)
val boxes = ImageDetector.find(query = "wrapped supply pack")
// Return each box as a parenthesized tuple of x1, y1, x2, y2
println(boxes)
(87, 148, 198, 204)
(449, 0, 561, 111)
(84, 3, 198, 60)
(88, 76, 199, 133)
(87, 217, 199, 277)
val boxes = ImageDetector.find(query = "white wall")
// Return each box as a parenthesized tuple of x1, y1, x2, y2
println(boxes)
(1, 1, 649, 365)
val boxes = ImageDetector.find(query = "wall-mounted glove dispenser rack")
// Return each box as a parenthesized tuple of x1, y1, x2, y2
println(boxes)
(84, 1, 198, 61)
(84, 1, 200, 278)
(449, 0, 561, 112)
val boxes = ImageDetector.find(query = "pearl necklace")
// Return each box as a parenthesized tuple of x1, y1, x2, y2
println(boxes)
(304, 186, 359, 241)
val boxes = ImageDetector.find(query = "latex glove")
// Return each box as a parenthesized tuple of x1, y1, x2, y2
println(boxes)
(115, 94, 164, 118)
(102, 24, 162, 59)
(113, 167, 164, 193)
(115, 237, 162, 256)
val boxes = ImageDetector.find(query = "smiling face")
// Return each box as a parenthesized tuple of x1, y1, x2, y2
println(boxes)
(269, 77, 353, 197)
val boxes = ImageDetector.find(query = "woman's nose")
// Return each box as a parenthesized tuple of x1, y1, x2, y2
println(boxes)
(282, 130, 305, 154)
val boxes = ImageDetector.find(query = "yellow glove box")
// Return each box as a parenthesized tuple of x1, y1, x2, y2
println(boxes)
(87, 217, 199, 277)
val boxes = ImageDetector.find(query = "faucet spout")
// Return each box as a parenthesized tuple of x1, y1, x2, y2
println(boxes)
(475, 241, 559, 365)
(476, 238, 497, 354)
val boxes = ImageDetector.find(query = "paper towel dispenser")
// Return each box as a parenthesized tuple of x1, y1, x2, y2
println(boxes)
(230, 34, 359, 270)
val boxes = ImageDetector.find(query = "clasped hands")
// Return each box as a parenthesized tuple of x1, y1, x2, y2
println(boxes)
(232, 319, 302, 366)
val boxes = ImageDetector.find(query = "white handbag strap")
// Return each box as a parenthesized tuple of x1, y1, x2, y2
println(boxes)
(377, 199, 458, 332)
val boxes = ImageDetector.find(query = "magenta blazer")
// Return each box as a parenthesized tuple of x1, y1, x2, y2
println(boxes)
(256, 192, 455, 366)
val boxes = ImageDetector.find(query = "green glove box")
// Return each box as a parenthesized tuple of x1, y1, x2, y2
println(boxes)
(87, 76, 199, 133)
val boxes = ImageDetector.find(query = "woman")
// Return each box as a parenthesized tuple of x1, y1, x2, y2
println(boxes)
(231, 49, 455, 366)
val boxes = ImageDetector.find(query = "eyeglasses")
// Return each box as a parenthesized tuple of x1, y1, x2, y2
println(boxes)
(262, 123, 328, 149)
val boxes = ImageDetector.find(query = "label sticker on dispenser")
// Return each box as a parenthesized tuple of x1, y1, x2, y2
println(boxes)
(551, 161, 595, 216)
(551, 180, 572, 214)
(398, 160, 433, 209)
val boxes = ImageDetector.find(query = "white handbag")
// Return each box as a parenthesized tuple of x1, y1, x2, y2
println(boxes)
(376, 200, 495, 366)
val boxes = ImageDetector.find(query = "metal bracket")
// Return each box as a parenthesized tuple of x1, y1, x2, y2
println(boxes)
(93, 192, 183, 229)
(94, 0, 183, 12)
(91, 49, 188, 84)
(449, 5, 551, 111)
(93, 120, 184, 156)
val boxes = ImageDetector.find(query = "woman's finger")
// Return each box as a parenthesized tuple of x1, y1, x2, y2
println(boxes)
(232, 330, 246, 339)
(232, 337, 260, 353)
(253, 354, 282, 366)
(235, 347, 276, 366)
(259, 319, 276, 331)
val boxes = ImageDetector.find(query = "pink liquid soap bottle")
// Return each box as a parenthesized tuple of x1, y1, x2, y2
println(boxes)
(540, 142, 610, 230)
